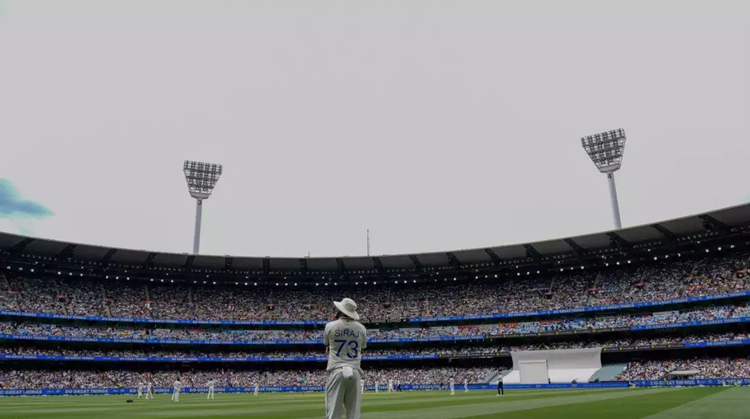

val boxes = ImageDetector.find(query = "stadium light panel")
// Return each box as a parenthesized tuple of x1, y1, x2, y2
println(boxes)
(581, 128, 626, 173)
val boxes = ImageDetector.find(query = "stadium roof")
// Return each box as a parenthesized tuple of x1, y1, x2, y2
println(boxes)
(1, 203, 749, 275)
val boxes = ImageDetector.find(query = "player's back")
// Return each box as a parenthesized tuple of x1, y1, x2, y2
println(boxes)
(324, 318, 367, 373)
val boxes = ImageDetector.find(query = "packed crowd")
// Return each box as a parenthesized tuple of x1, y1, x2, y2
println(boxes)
(617, 357, 750, 380)
(1, 253, 747, 322)
(0, 367, 493, 389)
(3, 302, 749, 343)
(3, 331, 750, 360)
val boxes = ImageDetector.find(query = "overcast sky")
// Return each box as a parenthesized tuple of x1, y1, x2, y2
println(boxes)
(0, 0, 748, 258)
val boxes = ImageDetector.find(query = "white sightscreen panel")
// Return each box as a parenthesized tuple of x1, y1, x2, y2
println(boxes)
(519, 360, 548, 384)
(511, 348, 602, 383)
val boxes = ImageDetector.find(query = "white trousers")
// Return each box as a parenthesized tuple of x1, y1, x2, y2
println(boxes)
(207, 388, 215, 399)
(325, 369, 362, 419)
(450, 385, 455, 395)
(172, 390, 180, 401)
(146, 390, 154, 399)
(137, 390, 142, 398)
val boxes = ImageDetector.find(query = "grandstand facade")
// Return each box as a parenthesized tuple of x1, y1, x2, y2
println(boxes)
(0, 203, 749, 394)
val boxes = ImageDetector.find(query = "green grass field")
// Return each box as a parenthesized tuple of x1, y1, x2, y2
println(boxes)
(0, 387, 746, 419)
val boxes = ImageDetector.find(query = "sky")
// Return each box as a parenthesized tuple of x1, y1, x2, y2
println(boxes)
(0, 0, 749, 258)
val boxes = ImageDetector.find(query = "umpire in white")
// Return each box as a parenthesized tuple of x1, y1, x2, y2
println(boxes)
(325, 298, 367, 419)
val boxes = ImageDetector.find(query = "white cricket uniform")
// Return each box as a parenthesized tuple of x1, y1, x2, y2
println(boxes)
(207, 379, 215, 399)
(464, 379, 468, 392)
(146, 382, 154, 399)
(324, 317, 367, 419)
(450, 379, 455, 395)
(137, 383, 143, 398)
(254, 383, 259, 395)
(375, 382, 379, 393)
(172, 380, 182, 402)
(361, 380, 365, 394)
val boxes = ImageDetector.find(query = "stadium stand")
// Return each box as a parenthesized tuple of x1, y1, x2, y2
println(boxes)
(0, 203, 750, 392)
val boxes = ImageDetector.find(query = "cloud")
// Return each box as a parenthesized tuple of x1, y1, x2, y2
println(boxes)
(0, 179, 53, 218)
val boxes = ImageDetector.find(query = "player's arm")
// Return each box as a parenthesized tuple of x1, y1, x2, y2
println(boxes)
(324, 324, 330, 355)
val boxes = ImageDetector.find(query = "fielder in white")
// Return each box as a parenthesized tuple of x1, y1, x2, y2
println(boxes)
(361, 380, 365, 395)
(464, 379, 468, 393)
(207, 379, 215, 400)
(375, 382, 379, 393)
(145, 381, 154, 399)
(450, 378, 455, 396)
(254, 382, 259, 396)
(388, 379, 393, 393)
(324, 298, 367, 419)
(137, 382, 143, 399)
(171, 379, 182, 402)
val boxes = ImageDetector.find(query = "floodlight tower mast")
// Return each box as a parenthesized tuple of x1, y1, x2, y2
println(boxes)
(581, 128, 627, 230)
(183, 161, 223, 254)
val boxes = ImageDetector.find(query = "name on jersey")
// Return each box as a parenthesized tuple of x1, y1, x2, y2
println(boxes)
(334, 329, 361, 338)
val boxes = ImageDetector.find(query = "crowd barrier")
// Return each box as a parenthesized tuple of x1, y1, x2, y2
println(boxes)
(2, 379, 747, 396)
(1, 291, 748, 326)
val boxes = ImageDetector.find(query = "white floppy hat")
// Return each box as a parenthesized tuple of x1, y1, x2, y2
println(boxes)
(333, 298, 360, 320)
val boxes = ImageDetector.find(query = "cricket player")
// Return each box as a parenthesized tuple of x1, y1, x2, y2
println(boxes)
(172, 379, 182, 402)
(388, 379, 393, 393)
(207, 379, 215, 400)
(146, 381, 155, 399)
(464, 379, 468, 393)
(450, 378, 455, 396)
(254, 382, 259, 396)
(361, 380, 365, 395)
(497, 377, 504, 396)
(324, 298, 367, 419)
(375, 382, 379, 393)
(137, 382, 143, 399)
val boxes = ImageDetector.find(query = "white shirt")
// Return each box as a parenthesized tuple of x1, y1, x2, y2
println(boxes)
(208, 380, 215, 388)
(324, 318, 367, 373)
(147, 383, 152, 390)
(174, 381, 182, 390)
(450, 379, 454, 386)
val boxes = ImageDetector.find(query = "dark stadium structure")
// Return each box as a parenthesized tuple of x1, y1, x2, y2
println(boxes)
(1, 203, 750, 391)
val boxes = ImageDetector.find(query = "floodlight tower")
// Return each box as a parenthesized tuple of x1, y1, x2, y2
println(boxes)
(581, 128, 627, 230)
(183, 161, 223, 254)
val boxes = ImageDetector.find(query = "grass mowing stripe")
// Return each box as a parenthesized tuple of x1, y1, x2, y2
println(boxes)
(462, 387, 726, 419)
(640, 387, 747, 419)
(355, 388, 633, 413)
